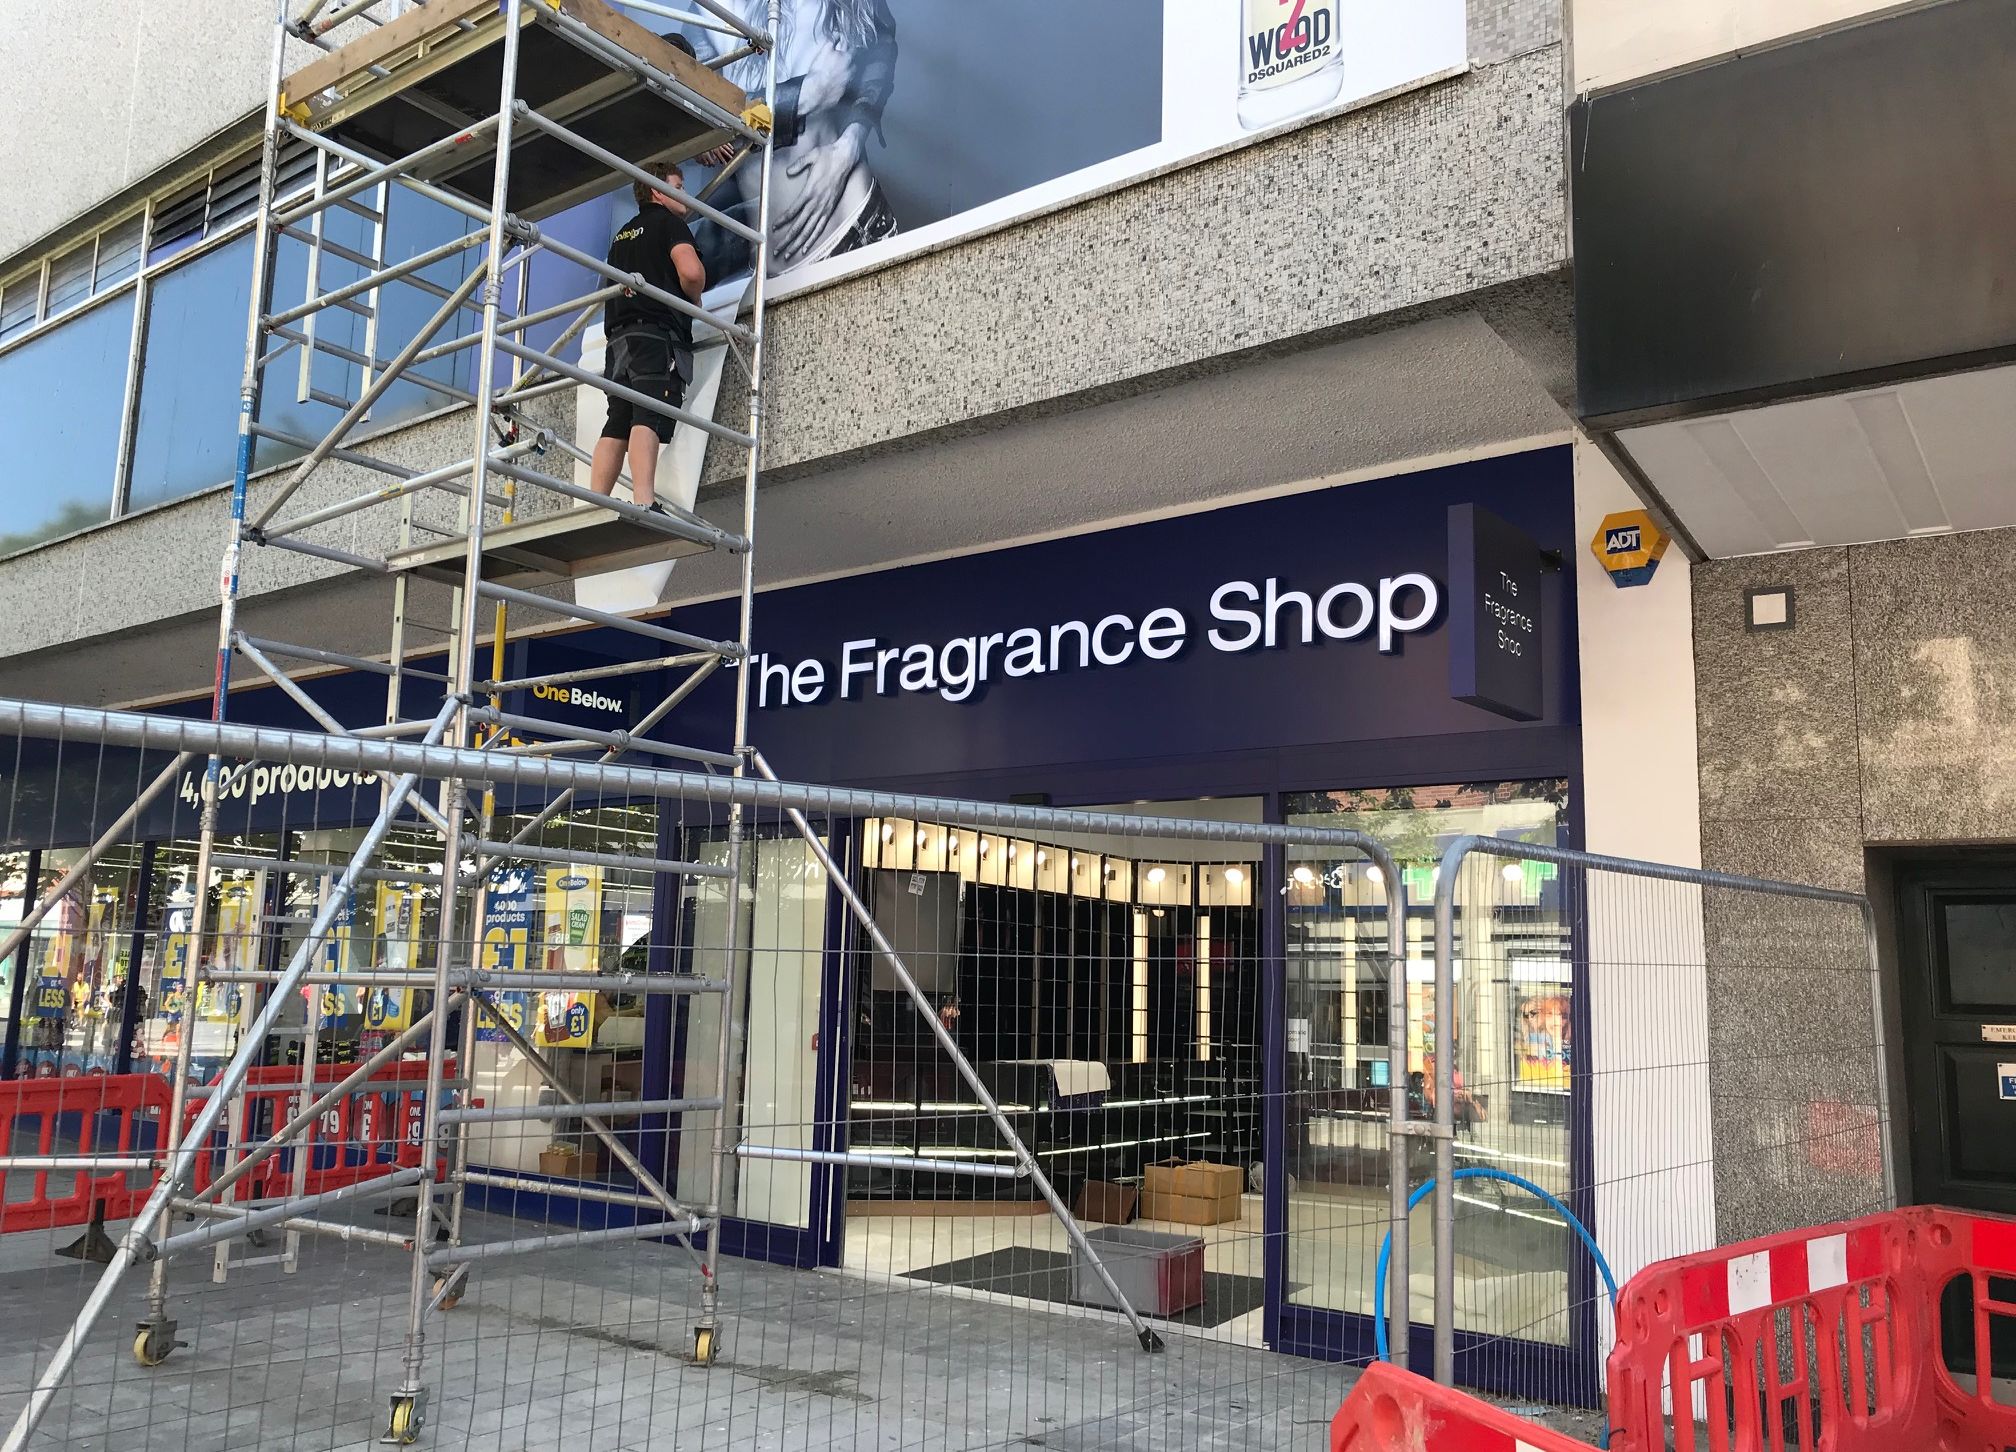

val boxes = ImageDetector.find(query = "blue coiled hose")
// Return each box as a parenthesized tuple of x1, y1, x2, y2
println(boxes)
(1372, 1166, 1620, 1447)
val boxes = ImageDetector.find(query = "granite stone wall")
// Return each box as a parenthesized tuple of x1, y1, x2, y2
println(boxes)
(1692, 525, 2016, 1235)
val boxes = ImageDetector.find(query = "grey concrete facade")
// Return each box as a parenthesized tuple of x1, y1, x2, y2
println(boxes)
(0, 2, 1571, 711)
(1692, 524, 2016, 1233)
(0, 3, 377, 261)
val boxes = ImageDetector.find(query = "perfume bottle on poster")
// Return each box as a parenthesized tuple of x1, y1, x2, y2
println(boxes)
(1238, 0, 1344, 129)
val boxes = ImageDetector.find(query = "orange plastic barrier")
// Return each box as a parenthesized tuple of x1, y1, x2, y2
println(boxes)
(187, 1058, 451, 1205)
(0, 1074, 169, 1232)
(1332, 1364, 1594, 1452)
(1333, 1207, 2016, 1452)
(1608, 1206, 2016, 1452)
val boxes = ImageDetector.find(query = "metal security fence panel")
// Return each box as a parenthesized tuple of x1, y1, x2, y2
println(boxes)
(1418, 837, 1892, 1402)
(0, 698, 1466, 1452)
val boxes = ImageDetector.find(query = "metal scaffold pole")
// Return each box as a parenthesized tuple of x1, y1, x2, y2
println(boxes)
(692, 0, 780, 1366)
(135, 0, 297, 1380)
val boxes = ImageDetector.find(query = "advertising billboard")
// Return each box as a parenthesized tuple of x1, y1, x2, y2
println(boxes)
(651, 0, 1469, 301)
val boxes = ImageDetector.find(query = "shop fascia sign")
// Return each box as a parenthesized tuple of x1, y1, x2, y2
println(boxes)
(751, 570, 1441, 709)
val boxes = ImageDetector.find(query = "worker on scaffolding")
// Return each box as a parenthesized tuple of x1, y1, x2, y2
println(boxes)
(587, 161, 706, 515)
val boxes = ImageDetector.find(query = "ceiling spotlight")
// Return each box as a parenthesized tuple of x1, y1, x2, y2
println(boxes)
(1225, 867, 1245, 886)
(1292, 866, 1316, 886)
(1151, 908, 1166, 919)
(1146, 867, 1166, 885)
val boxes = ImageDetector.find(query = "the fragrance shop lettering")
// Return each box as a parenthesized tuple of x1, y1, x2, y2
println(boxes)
(754, 572, 1439, 708)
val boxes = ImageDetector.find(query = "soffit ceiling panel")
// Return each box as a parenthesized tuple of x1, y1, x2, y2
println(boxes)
(1616, 363, 2016, 558)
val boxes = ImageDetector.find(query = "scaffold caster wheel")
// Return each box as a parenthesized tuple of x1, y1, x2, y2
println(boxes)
(385, 1395, 421, 1445)
(432, 1273, 462, 1311)
(132, 1321, 181, 1368)
(693, 1326, 718, 1366)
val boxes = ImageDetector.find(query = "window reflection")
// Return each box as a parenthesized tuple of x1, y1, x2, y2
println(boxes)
(128, 238, 255, 513)
(8, 846, 151, 1077)
(0, 292, 132, 556)
(59, 188, 490, 527)
(1281, 780, 1573, 1345)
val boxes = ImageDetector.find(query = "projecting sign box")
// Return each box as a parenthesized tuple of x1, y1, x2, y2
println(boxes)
(1448, 502, 1545, 721)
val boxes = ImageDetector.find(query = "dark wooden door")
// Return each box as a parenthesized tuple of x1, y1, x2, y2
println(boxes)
(1896, 861, 2016, 1214)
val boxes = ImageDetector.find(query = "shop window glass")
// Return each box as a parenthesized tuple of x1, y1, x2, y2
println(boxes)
(128, 237, 256, 512)
(1, 852, 31, 1055)
(375, 185, 484, 407)
(0, 291, 132, 556)
(262, 824, 438, 1076)
(839, 816, 1264, 1245)
(129, 191, 486, 515)
(453, 806, 663, 1186)
(134, 837, 288, 1080)
(1281, 780, 1572, 1345)
(13, 845, 151, 1077)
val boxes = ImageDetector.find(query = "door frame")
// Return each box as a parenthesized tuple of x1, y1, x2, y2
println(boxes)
(1889, 851, 2016, 1215)
(651, 813, 850, 1270)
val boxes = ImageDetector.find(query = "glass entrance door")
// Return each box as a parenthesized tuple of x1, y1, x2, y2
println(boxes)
(1275, 781, 1574, 1381)
(670, 829, 834, 1263)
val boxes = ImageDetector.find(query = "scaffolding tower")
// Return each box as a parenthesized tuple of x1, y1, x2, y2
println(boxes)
(0, 2, 1175, 1446)
(6, 0, 780, 1443)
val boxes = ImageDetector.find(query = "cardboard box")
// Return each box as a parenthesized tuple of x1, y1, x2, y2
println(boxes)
(1138, 1189, 1242, 1226)
(1073, 1180, 1138, 1225)
(1142, 1160, 1244, 1202)
(538, 1143, 607, 1178)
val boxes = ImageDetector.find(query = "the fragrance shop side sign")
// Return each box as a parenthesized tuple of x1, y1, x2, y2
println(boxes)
(1447, 502, 1546, 722)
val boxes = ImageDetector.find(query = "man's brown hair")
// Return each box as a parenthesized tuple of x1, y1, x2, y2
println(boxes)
(632, 161, 681, 210)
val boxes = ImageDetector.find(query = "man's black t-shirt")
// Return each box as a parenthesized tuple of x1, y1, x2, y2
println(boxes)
(604, 206, 696, 348)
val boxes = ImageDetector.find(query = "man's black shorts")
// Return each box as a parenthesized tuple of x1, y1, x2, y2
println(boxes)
(600, 327, 688, 444)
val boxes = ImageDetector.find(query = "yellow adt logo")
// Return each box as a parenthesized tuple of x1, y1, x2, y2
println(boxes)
(1591, 509, 1669, 587)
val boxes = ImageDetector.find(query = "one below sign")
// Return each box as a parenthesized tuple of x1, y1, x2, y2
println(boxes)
(1448, 502, 1544, 722)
